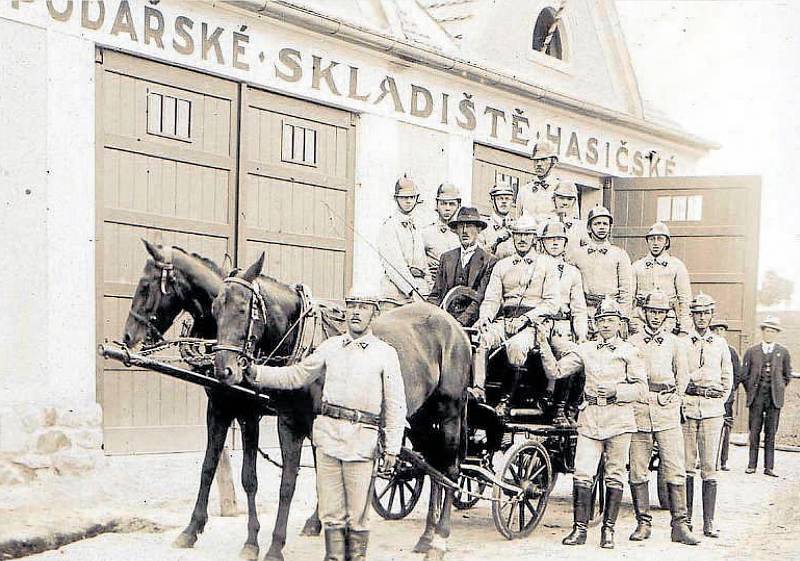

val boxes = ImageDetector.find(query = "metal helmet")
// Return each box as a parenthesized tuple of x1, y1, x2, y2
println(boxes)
(594, 297, 624, 320)
(394, 175, 419, 198)
(587, 205, 614, 225)
(690, 292, 716, 313)
(345, 286, 380, 308)
(553, 180, 578, 199)
(435, 182, 461, 201)
(489, 180, 516, 198)
(642, 289, 671, 311)
(508, 213, 539, 234)
(540, 220, 568, 240)
(646, 221, 671, 239)
(532, 138, 558, 160)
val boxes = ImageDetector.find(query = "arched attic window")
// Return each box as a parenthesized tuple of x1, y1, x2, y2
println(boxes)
(532, 7, 564, 60)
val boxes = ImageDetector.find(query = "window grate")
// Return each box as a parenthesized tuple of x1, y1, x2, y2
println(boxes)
(147, 90, 192, 142)
(281, 121, 318, 167)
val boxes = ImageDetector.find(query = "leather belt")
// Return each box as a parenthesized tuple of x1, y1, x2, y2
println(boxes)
(545, 311, 572, 321)
(502, 306, 534, 319)
(320, 402, 381, 427)
(649, 382, 676, 393)
(584, 394, 618, 406)
(585, 293, 605, 307)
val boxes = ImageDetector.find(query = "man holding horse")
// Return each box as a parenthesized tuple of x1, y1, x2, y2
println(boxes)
(246, 290, 407, 561)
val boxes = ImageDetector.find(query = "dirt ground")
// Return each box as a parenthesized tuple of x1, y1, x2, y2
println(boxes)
(3, 440, 799, 561)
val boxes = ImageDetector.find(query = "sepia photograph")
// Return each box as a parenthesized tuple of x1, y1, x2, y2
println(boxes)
(1, 1, 798, 560)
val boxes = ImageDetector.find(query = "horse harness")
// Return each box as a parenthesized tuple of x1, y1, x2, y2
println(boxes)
(129, 248, 178, 343)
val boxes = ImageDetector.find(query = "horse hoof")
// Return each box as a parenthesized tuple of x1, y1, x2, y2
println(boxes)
(424, 547, 446, 561)
(240, 544, 259, 561)
(173, 532, 197, 549)
(262, 550, 284, 561)
(413, 537, 432, 553)
(299, 518, 322, 536)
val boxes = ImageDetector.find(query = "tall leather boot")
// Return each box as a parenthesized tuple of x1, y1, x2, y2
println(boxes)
(347, 530, 369, 561)
(685, 475, 694, 532)
(702, 480, 720, 538)
(562, 482, 591, 545)
(629, 482, 652, 541)
(600, 487, 623, 549)
(551, 379, 572, 428)
(668, 483, 700, 545)
(324, 528, 347, 561)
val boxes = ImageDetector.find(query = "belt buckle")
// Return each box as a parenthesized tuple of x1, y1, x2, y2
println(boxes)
(353, 410, 361, 424)
(657, 390, 674, 406)
(597, 396, 607, 407)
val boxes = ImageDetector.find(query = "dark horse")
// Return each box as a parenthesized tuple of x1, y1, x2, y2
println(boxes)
(122, 241, 322, 561)
(212, 253, 472, 561)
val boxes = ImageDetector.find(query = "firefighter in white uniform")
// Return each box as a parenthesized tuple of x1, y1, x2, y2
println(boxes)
(246, 290, 407, 561)
(517, 138, 559, 218)
(421, 183, 461, 280)
(478, 180, 516, 259)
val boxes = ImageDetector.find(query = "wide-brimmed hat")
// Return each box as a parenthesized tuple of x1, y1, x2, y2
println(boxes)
(709, 318, 729, 330)
(448, 206, 487, 231)
(760, 315, 782, 332)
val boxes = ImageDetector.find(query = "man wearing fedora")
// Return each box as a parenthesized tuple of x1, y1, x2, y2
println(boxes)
(742, 315, 792, 477)
(428, 207, 497, 328)
(709, 318, 744, 472)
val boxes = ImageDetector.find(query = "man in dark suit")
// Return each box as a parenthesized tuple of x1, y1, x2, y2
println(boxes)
(428, 206, 497, 402)
(709, 318, 744, 471)
(428, 206, 497, 327)
(742, 316, 792, 477)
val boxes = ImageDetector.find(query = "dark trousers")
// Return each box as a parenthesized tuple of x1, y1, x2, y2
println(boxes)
(748, 384, 781, 470)
(719, 400, 734, 467)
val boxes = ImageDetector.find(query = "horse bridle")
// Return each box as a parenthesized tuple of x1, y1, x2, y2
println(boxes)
(213, 277, 269, 368)
(128, 249, 178, 343)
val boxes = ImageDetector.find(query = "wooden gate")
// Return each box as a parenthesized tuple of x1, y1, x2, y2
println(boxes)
(96, 51, 240, 453)
(611, 175, 761, 430)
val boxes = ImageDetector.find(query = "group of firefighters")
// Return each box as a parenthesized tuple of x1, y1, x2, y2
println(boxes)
(246, 138, 765, 560)
(373, 138, 733, 550)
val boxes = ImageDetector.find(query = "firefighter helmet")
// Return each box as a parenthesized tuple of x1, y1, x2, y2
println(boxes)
(690, 293, 716, 313)
(508, 213, 539, 234)
(532, 138, 558, 160)
(436, 182, 461, 201)
(587, 205, 614, 225)
(553, 180, 578, 199)
(594, 298, 624, 320)
(394, 175, 419, 198)
(642, 289, 671, 311)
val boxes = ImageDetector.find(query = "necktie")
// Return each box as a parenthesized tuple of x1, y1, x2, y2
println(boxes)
(597, 342, 616, 351)
(587, 247, 608, 255)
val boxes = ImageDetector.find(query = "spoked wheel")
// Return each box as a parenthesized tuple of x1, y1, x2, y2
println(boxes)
(588, 459, 606, 527)
(371, 455, 425, 520)
(491, 439, 553, 539)
(453, 472, 487, 510)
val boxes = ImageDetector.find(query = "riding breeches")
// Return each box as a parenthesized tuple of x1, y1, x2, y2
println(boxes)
(316, 451, 375, 531)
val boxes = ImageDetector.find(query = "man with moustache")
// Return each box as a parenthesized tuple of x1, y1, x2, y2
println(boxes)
(422, 183, 462, 281)
(479, 180, 517, 259)
(631, 222, 692, 335)
(246, 290, 407, 561)
(378, 176, 430, 307)
(517, 138, 559, 218)
(683, 293, 733, 538)
(475, 213, 560, 417)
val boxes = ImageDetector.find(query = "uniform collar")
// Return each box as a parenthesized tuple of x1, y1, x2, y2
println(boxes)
(643, 327, 666, 344)
(512, 250, 535, 265)
(490, 213, 510, 229)
(437, 218, 451, 233)
(342, 331, 378, 349)
(690, 329, 714, 344)
(587, 240, 610, 254)
(646, 252, 670, 268)
(596, 336, 620, 351)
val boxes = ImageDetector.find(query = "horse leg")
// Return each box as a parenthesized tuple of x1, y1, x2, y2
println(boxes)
(264, 415, 307, 561)
(239, 414, 261, 561)
(413, 480, 441, 553)
(425, 415, 462, 561)
(299, 444, 322, 536)
(174, 400, 233, 548)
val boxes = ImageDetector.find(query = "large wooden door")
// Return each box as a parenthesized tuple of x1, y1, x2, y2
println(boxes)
(238, 88, 355, 299)
(611, 176, 761, 430)
(96, 51, 239, 453)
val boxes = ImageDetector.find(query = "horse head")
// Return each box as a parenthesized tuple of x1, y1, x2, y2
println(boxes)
(212, 253, 270, 386)
(122, 239, 222, 348)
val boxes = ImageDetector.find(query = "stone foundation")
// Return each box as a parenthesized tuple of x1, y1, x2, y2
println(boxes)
(0, 402, 104, 485)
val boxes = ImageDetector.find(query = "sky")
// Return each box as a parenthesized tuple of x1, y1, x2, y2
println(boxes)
(615, 1, 800, 306)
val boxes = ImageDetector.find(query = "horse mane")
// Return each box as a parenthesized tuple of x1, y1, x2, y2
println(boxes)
(172, 246, 226, 278)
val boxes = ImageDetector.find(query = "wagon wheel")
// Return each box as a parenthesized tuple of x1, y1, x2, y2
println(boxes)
(453, 472, 487, 510)
(491, 439, 553, 540)
(371, 455, 425, 520)
(588, 459, 605, 527)
(656, 462, 670, 510)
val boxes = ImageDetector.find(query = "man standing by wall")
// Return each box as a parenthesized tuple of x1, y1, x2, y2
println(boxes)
(378, 176, 430, 307)
(743, 316, 792, 477)
(246, 290, 407, 561)
(709, 318, 744, 471)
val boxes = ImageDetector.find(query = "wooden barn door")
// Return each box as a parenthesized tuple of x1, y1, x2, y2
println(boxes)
(96, 50, 239, 453)
(611, 175, 761, 431)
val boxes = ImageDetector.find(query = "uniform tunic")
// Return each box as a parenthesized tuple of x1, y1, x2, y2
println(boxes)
(571, 240, 634, 316)
(478, 213, 512, 257)
(632, 252, 692, 333)
(478, 252, 559, 366)
(552, 257, 589, 342)
(537, 213, 588, 261)
(517, 178, 556, 218)
(378, 211, 430, 303)
(628, 327, 689, 484)
(251, 333, 408, 460)
(422, 219, 460, 272)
